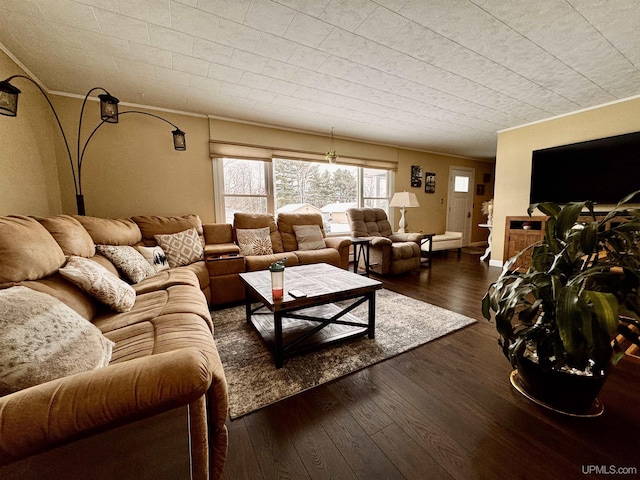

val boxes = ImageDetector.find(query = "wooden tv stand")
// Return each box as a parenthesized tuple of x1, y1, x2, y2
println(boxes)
(503, 216, 547, 270)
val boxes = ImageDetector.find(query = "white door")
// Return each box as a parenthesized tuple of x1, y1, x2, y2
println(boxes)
(447, 166, 474, 247)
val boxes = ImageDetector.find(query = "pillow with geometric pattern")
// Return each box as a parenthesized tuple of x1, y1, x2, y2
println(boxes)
(154, 228, 204, 268)
(236, 227, 274, 256)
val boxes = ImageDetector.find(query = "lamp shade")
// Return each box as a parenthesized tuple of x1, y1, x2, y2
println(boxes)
(0, 80, 21, 116)
(389, 191, 420, 208)
(98, 93, 119, 123)
(172, 128, 186, 150)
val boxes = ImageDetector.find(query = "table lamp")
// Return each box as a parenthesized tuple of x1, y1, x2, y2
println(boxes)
(389, 191, 419, 233)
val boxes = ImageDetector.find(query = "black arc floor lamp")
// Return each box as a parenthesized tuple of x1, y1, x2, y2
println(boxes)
(0, 75, 186, 215)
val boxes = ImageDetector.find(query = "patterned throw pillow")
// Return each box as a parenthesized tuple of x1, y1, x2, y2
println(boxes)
(136, 245, 170, 272)
(0, 286, 114, 396)
(236, 227, 274, 256)
(293, 224, 326, 251)
(95, 245, 156, 283)
(154, 228, 204, 268)
(59, 256, 136, 312)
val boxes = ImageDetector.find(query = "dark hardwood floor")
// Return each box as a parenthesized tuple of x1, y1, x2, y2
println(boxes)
(222, 252, 640, 480)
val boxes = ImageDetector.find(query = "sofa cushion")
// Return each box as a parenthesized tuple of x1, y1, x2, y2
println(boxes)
(154, 228, 204, 268)
(132, 214, 205, 247)
(74, 216, 142, 246)
(236, 227, 273, 255)
(0, 286, 114, 396)
(95, 245, 156, 283)
(244, 253, 297, 272)
(136, 245, 170, 272)
(94, 284, 213, 334)
(347, 208, 393, 238)
(133, 268, 200, 295)
(294, 248, 341, 266)
(19, 274, 99, 321)
(293, 224, 326, 251)
(59, 256, 136, 313)
(37, 215, 96, 257)
(233, 212, 284, 253)
(277, 212, 327, 252)
(0, 216, 66, 285)
(391, 242, 421, 260)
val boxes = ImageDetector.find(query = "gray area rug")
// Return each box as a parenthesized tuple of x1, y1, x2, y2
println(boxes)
(211, 289, 476, 419)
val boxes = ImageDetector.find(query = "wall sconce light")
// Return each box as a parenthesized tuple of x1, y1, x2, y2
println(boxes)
(0, 75, 186, 215)
(389, 191, 420, 233)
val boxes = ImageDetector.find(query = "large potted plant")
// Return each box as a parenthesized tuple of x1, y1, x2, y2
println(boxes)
(482, 192, 640, 415)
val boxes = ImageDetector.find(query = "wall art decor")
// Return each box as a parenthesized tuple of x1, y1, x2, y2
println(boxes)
(424, 172, 436, 193)
(411, 165, 422, 187)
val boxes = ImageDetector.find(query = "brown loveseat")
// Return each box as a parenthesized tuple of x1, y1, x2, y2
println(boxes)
(0, 214, 228, 480)
(204, 212, 352, 305)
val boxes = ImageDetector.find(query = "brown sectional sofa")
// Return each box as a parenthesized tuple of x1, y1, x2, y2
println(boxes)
(0, 210, 352, 478)
(0, 214, 227, 480)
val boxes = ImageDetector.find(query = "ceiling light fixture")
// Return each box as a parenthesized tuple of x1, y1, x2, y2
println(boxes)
(325, 127, 338, 164)
(0, 75, 186, 215)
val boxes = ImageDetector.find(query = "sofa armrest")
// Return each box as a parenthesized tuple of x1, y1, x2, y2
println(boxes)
(204, 243, 240, 256)
(389, 233, 423, 243)
(370, 237, 392, 247)
(203, 223, 233, 244)
(0, 348, 217, 465)
(324, 236, 351, 251)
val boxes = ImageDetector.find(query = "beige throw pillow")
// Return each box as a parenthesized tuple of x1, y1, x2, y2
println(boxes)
(95, 245, 156, 283)
(0, 286, 114, 396)
(59, 256, 136, 312)
(236, 227, 274, 256)
(293, 224, 326, 251)
(154, 228, 204, 268)
(136, 245, 170, 272)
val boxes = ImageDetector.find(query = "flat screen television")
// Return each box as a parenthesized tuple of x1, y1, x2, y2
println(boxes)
(530, 131, 640, 206)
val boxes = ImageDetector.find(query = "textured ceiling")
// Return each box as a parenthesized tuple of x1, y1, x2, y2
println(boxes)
(1, 0, 640, 160)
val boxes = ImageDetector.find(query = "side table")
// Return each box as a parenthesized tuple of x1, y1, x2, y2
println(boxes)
(420, 233, 435, 267)
(349, 237, 372, 276)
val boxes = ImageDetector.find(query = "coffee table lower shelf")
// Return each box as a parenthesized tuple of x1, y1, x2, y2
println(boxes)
(248, 301, 374, 368)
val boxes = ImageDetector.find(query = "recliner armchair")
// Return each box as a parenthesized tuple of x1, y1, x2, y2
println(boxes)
(346, 208, 423, 275)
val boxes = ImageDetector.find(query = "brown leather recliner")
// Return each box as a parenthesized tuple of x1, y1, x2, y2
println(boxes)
(346, 208, 423, 275)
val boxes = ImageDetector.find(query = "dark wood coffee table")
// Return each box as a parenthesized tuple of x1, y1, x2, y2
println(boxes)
(239, 263, 382, 368)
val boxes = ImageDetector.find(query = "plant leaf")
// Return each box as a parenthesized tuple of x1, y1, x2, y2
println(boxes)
(556, 202, 586, 240)
(557, 284, 589, 355)
(579, 221, 598, 256)
(531, 202, 561, 217)
(584, 291, 619, 337)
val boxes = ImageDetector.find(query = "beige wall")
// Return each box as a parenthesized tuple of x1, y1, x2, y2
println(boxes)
(493, 96, 640, 264)
(210, 118, 494, 239)
(395, 149, 494, 242)
(0, 50, 61, 216)
(51, 96, 214, 221)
